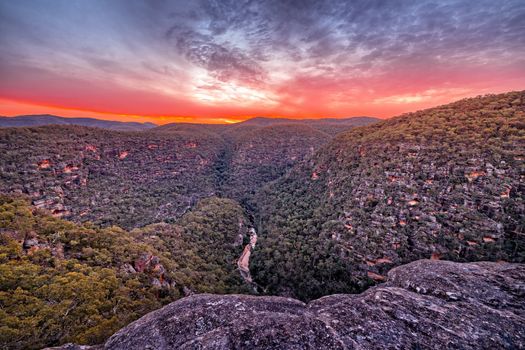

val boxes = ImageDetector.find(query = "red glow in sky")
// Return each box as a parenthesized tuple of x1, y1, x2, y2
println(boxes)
(0, 1, 523, 124)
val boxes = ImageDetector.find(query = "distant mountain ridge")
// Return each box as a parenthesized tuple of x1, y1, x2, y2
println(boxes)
(237, 116, 379, 126)
(0, 114, 157, 131)
(1, 114, 379, 134)
(156, 116, 380, 136)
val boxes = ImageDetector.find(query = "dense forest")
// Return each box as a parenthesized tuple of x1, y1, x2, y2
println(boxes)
(0, 114, 157, 131)
(0, 116, 375, 349)
(1, 93, 524, 349)
(0, 126, 223, 229)
(252, 91, 525, 300)
(0, 117, 374, 229)
(0, 195, 251, 349)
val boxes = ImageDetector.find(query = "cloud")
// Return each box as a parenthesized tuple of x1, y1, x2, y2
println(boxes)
(167, 27, 266, 85)
(0, 0, 524, 120)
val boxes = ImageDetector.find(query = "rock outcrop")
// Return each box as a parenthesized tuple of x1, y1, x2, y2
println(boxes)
(49, 260, 525, 349)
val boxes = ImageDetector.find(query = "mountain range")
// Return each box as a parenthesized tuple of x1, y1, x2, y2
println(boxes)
(0, 114, 158, 131)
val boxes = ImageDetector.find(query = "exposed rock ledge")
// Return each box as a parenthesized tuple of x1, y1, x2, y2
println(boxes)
(47, 260, 525, 350)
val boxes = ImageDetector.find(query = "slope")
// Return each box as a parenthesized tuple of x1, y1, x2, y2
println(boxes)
(0, 115, 156, 131)
(0, 195, 252, 349)
(252, 91, 525, 301)
(0, 126, 225, 228)
(222, 124, 331, 204)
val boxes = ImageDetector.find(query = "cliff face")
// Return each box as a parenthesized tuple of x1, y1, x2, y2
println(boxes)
(49, 260, 525, 350)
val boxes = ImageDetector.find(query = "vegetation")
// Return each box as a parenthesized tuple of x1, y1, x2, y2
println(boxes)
(252, 91, 525, 301)
(0, 195, 251, 349)
(0, 117, 372, 229)
(1, 94, 524, 346)
(132, 197, 252, 295)
(0, 195, 174, 349)
(0, 126, 225, 229)
(222, 124, 330, 204)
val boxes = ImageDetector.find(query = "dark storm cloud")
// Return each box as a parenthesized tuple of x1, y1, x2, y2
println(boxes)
(166, 23, 266, 84)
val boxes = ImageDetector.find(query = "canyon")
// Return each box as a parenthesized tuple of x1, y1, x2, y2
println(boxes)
(1, 91, 524, 349)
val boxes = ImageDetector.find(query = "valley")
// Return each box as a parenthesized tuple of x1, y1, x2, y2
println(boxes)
(0, 116, 376, 229)
(1, 92, 524, 349)
(2, 0, 524, 348)
(252, 91, 525, 300)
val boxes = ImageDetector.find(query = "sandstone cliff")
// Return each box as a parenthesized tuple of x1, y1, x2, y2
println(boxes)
(47, 259, 525, 349)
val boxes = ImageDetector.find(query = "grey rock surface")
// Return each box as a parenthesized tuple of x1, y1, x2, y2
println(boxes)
(48, 260, 525, 349)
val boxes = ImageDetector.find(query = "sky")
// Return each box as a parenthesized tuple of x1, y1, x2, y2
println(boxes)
(0, 0, 524, 124)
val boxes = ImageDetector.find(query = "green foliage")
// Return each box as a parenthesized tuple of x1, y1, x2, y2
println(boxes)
(253, 91, 525, 301)
(0, 126, 225, 229)
(133, 197, 251, 294)
(0, 196, 176, 349)
(222, 124, 330, 203)
(0, 195, 252, 349)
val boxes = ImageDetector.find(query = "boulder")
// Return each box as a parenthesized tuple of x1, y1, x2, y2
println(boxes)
(48, 260, 525, 349)
(119, 263, 137, 275)
(22, 237, 39, 250)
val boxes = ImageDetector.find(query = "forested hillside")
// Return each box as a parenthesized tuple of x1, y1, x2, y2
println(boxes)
(252, 91, 525, 300)
(1, 92, 524, 349)
(0, 115, 157, 131)
(0, 117, 377, 228)
(0, 195, 251, 349)
(232, 116, 380, 136)
(222, 124, 330, 204)
(0, 126, 224, 229)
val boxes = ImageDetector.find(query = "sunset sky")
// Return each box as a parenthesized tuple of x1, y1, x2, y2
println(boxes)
(0, 0, 524, 124)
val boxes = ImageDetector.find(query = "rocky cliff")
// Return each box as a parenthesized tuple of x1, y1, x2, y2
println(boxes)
(47, 260, 525, 350)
